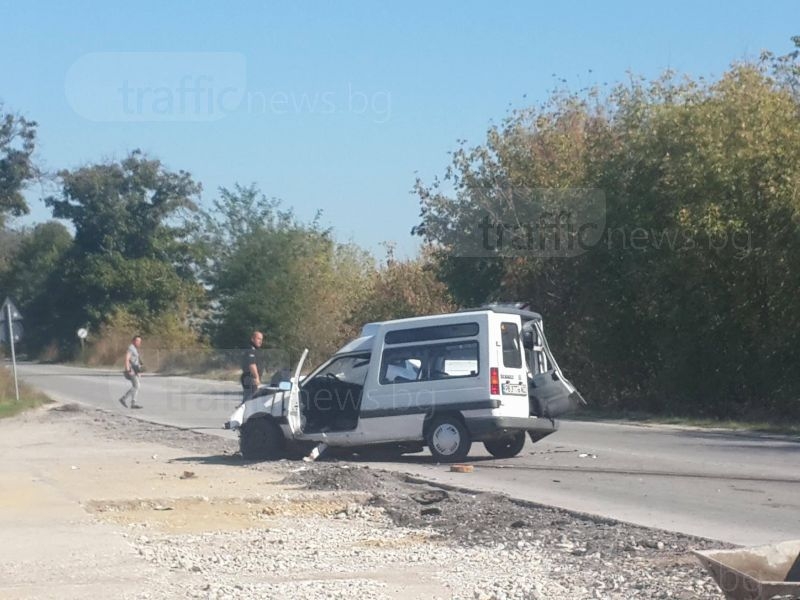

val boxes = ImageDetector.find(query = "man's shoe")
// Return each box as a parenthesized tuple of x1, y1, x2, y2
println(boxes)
(118, 397, 127, 408)
(130, 403, 143, 409)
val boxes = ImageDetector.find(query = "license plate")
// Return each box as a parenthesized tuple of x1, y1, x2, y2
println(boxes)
(501, 383, 526, 396)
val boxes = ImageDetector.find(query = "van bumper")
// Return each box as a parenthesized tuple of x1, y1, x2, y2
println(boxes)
(465, 416, 558, 441)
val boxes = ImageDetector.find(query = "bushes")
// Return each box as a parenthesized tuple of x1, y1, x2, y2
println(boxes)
(82, 309, 206, 371)
(414, 60, 800, 420)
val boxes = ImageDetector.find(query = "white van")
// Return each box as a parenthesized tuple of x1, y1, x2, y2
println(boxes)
(225, 306, 583, 462)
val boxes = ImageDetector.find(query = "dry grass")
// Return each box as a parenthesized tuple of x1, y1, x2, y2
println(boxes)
(81, 309, 211, 371)
(0, 365, 52, 418)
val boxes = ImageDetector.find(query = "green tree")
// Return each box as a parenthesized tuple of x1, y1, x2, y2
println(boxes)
(201, 184, 371, 365)
(0, 227, 23, 274)
(350, 246, 455, 326)
(2, 221, 72, 305)
(0, 222, 73, 353)
(42, 151, 203, 353)
(0, 105, 37, 226)
(415, 51, 800, 420)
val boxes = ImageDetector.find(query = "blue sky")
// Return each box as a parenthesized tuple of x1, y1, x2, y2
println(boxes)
(1, 1, 796, 258)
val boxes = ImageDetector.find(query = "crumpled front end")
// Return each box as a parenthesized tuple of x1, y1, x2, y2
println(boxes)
(224, 404, 246, 430)
(224, 389, 287, 431)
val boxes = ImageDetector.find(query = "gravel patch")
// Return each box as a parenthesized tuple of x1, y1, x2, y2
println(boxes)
(40, 403, 729, 599)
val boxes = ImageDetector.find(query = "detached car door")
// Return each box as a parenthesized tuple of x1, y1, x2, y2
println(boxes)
(526, 321, 585, 419)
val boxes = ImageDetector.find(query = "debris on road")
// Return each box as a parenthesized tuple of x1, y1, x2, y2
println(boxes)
(411, 490, 449, 505)
(450, 463, 473, 473)
(420, 506, 442, 517)
(303, 443, 328, 462)
(694, 539, 800, 599)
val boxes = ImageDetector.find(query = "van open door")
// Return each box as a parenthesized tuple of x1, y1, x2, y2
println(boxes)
(286, 348, 309, 435)
(525, 321, 585, 419)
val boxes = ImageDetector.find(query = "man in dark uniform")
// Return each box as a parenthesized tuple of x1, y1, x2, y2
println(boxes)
(240, 330, 265, 403)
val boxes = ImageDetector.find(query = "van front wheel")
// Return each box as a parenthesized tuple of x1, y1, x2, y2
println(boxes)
(483, 431, 526, 458)
(240, 418, 284, 460)
(426, 416, 471, 462)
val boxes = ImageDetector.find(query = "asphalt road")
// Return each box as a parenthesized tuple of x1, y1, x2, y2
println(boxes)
(14, 362, 800, 546)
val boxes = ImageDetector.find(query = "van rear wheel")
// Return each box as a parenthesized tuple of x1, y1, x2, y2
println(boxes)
(426, 415, 471, 462)
(484, 431, 526, 458)
(240, 418, 284, 460)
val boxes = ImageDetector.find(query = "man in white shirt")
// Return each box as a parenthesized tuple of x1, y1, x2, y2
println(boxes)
(118, 335, 143, 409)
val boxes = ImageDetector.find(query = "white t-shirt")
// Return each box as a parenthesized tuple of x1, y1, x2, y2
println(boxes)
(128, 344, 141, 370)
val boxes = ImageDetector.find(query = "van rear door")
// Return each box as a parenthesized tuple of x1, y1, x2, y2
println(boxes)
(527, 321, 585, 418)
(497, 320, 528, 397)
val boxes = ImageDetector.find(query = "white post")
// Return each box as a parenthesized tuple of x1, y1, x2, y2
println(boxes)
(6, 302, 19, 402)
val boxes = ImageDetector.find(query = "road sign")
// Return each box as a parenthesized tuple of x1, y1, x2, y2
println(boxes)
(0, 321, 23, 343)
(77, 328, 88, 340)
(0, 298, 22, 323)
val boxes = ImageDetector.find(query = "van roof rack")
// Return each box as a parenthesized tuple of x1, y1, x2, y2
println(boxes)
(459, 303, 542, 322)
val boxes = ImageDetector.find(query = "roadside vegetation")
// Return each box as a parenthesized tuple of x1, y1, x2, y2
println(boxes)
(568, 409, 800, 436)
(414, 41, 800, 421)
(0, 366, 51, 418)
(1, 38, 799, 422)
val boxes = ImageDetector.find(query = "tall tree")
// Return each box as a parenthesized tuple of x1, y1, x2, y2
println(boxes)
(0, 105, 37, 226)
(2, 222, 72, 305)
(200, 184, 371, 365)
(0, 222, 73, 353)
(349, 246, 455, 326)
(43, 151, 203, 350)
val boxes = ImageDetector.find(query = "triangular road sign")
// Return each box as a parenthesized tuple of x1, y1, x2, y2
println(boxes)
(0, 297, 22, 322)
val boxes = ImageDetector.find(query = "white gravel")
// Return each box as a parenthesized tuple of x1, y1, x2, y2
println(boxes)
(125, 501, 721, 600)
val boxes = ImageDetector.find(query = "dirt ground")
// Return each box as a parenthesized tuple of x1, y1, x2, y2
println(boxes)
(0, 404, 464, 599)
(0, 403, 731, 599)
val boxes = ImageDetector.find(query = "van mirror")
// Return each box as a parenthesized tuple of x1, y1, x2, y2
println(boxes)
(278, 381, 292, 391)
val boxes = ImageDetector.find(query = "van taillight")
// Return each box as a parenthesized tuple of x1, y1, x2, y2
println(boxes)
(490, 368, 499, 395)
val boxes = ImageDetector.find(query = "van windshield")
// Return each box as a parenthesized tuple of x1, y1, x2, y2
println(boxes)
(305, 354, 371, 386)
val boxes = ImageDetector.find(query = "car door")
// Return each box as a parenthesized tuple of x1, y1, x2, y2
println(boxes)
(526, 321, 585, 418)
(285, 348, 308, 436)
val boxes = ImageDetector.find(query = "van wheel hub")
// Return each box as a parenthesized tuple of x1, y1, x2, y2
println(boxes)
(425, 415, 472, 462)
(432, 424, 461, 455)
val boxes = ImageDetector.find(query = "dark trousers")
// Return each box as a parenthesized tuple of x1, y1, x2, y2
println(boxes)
(242, 385, 258, 404)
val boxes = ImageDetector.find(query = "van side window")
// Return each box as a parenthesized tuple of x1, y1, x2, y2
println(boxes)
(380, 341, 479, 384)
(384, 322, 479, 345)
(432, 342, 480, 379)
(380, 348, 425, 384)
(501, 322, 522, 368)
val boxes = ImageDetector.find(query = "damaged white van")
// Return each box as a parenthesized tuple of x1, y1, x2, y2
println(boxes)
(225, 306, 584, 462)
